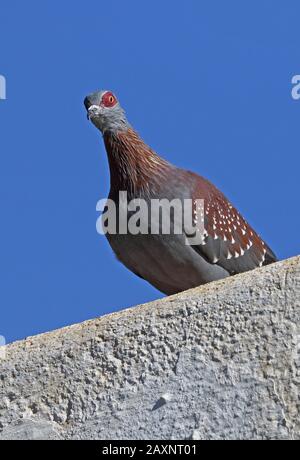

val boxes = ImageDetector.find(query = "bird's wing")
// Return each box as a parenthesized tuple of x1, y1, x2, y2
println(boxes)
(185, 172, 277, 275)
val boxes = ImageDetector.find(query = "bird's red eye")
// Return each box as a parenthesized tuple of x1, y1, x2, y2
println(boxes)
(102, 92, 117, 108)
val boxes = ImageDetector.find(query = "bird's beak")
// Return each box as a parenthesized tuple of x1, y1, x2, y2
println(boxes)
(84, 92, 101, 110)
(84, 92, 102, 120)
(84, 96, 92, 111)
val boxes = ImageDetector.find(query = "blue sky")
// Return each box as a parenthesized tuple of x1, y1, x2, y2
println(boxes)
(0, 1, 299, 343)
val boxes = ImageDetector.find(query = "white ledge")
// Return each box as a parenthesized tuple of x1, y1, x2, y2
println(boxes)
(0, 256, 299, 440)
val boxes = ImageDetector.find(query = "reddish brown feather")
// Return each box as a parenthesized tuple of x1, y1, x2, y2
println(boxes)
(104, 128, 170, 197)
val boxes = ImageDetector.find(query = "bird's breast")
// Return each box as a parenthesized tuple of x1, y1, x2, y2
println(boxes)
(106, 230, 229, 295)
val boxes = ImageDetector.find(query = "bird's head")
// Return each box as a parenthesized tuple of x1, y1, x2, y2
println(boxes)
(84, 90, 130, 134)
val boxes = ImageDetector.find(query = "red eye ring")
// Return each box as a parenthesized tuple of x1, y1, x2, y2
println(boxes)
(102, 92, 117, 108)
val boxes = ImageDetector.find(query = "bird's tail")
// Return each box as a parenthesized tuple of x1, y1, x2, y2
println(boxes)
(263, 242, 278, 265)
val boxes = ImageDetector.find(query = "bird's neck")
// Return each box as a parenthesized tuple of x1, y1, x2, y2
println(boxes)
(103, 128, 171, 197)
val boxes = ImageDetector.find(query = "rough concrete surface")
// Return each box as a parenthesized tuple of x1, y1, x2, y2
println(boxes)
(0, 256, 299, 440)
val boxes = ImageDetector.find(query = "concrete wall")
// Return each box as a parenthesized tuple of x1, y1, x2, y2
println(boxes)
(0, 256, 299, 440)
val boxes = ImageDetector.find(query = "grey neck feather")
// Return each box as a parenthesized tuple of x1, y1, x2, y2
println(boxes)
(91, 104, 131, 134)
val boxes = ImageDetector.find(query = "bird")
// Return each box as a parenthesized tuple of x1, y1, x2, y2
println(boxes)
(84, 90, 277, 295)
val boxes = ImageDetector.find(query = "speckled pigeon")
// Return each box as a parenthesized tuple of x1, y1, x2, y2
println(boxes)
(84, 90, 277, 295)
